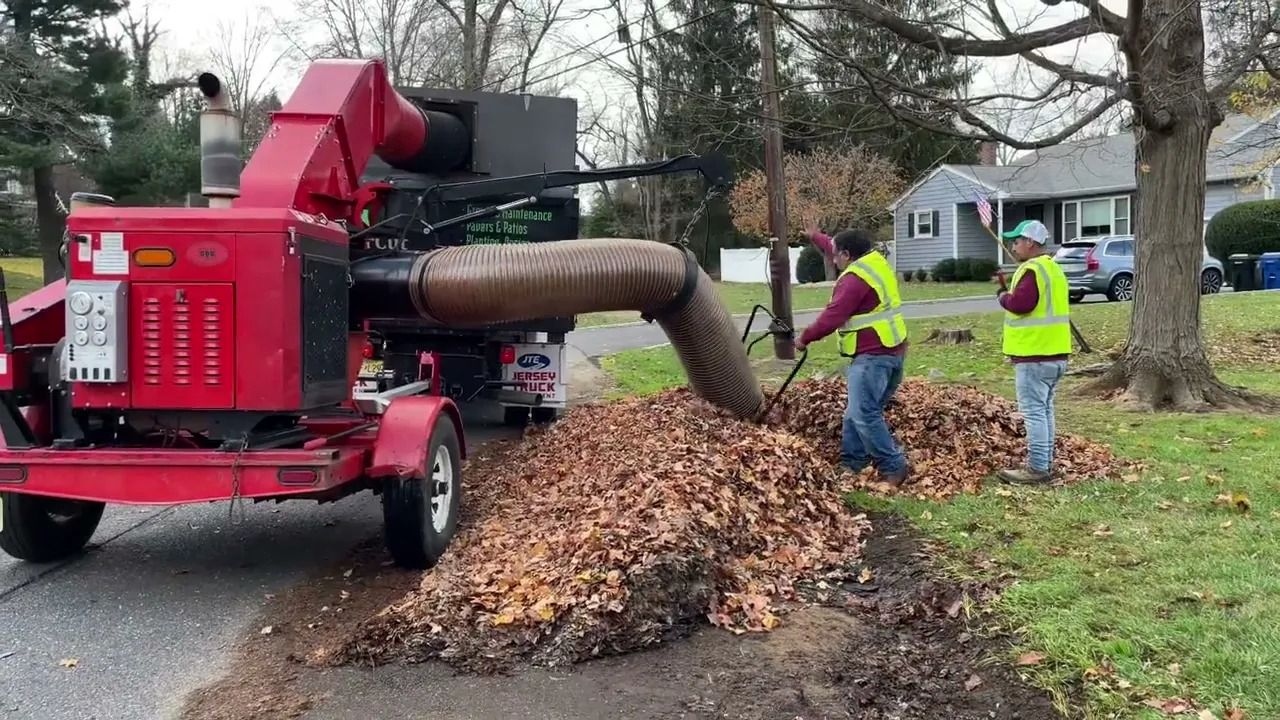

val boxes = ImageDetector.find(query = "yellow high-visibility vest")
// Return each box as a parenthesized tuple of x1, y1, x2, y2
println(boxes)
(1002, 254, 1072, 357)
(835, 250, 907, 357)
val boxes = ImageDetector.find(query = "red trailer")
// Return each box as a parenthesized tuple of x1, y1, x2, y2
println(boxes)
(0, 58, 735, 569)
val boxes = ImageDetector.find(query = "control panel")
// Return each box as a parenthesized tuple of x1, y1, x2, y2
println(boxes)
(63, 280, 128, 383)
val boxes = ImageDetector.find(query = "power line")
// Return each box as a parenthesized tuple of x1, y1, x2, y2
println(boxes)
(480, 0, 684, 91)
(517, 4, 733, 92)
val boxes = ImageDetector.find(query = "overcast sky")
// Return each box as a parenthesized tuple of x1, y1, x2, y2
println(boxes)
(131, 0, 1127, 152)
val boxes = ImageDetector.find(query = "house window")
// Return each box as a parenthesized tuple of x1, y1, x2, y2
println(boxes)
(1062, 196, 1131, 240)
(914, 209, 934, 237)
(1024, 204, 1045, 223)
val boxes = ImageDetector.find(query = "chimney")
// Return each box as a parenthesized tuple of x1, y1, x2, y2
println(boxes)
(978, 141, 998, 166)
(197, 72, 242, 208)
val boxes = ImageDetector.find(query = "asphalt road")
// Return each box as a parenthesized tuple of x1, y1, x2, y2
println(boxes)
(0, 293, 1007, 720)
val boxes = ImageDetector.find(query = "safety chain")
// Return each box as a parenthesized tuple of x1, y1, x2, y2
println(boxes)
(675, 184, 726, 247)
(227, 434, 248, 525)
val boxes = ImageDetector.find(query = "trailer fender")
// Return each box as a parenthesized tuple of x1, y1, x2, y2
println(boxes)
(367, 396, 465, 480)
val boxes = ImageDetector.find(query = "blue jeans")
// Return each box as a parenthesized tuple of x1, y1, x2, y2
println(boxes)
(843, 354, 907, 474)
(1014, 360, 1067, 472)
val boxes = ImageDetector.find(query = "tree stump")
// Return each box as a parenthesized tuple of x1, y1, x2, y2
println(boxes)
(923, 328, 974, 345)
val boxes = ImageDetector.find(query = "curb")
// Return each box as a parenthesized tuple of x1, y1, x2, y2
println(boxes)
(577, 294, 995, 331)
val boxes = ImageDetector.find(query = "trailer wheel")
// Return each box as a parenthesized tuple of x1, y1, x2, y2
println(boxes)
(531, 407, 558, 425)
(0, 492, 105, 563)
(381, 417, 462, 570)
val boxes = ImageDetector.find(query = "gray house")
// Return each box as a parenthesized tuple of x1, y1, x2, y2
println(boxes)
(889, 112, 1280, 272)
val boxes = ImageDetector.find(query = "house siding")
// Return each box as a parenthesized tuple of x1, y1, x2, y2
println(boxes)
(1204, 179, 1263, 220)
(894, 169, 992, 271)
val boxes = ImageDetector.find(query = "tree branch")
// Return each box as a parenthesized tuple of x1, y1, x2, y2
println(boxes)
(760, 0, 1116, 56)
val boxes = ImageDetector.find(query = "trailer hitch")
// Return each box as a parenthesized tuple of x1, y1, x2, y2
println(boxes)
(741, 304, 808, 422)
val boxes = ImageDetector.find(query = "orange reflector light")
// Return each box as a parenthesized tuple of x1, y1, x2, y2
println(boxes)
(278, 468, 319, 486)
(0, 465, 27, 483)
(132, 248, 175, 267)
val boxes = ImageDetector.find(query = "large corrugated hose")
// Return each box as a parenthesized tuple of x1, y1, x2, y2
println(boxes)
(404, 239, 766, 420)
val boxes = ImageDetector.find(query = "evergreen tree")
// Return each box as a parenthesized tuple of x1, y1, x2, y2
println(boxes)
(0, 0, 130, 279)
(800, 0, 979, 174)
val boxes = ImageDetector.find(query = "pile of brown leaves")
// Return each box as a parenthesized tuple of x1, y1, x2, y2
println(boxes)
(344, 390, 869, 671)
(772, 376, 1121, 499)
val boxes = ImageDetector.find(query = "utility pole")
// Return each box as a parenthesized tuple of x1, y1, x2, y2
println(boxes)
(757, 3, 794, 360)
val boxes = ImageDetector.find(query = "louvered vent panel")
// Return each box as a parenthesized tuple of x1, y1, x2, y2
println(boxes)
(130, 284, 235, 409)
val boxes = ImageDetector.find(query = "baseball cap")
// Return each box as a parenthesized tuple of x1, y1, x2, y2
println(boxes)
(1001, 219, 1050, 245)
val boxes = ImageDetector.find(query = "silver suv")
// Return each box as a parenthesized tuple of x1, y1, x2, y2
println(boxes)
(1053, 235, 1225, 303)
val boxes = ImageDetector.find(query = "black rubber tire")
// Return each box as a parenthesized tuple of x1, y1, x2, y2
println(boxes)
(1068, 293, 1085, 305)
(1107, 273, 1135, 303)
(531, 406, 558, 425)
(0, 492, 105, 563)
(381, 417, 462, 570)
(1201, 268, 1224, 295)
(502, 405, 530, 427)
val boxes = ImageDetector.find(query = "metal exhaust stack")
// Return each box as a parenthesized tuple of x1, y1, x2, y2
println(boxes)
(197, 72, 242, 208)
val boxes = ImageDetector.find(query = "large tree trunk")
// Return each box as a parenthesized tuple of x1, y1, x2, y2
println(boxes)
(1083, 0, 1266, 411)
(33, 165, 65, 284)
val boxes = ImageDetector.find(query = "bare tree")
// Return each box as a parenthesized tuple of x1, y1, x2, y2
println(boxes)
(763, 0, 1280, 411)
(208, 13, 290, 119)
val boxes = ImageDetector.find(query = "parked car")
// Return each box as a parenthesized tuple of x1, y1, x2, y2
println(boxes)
(1052, 235, 1225, 303)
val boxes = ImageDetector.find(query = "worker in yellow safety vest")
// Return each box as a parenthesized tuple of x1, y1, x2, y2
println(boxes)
(796, 227, 910, 487)
(995, 219, 1071, 485)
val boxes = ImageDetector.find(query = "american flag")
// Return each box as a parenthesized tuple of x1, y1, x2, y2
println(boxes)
(976, 194, 993, 228)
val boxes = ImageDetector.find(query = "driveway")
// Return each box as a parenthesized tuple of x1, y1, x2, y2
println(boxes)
(0, 293, 1009, 720)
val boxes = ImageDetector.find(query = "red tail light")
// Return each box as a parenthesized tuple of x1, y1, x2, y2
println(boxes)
(362, 343, 374, 359)
(500, 345, 516, 364)
(1085, 247, 1100, 272)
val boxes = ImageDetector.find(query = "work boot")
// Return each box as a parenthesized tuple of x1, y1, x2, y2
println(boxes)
(997, 467, 1051, 485)
(880, 465, 910, 488)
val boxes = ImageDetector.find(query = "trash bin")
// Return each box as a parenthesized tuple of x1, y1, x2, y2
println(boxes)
(1230, 253, 1260, 292)
(1261, 252, 1280, 290)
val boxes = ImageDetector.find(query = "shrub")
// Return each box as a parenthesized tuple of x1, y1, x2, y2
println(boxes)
(1205, 200, 1280, 261)
(932, 258, 958, 282)
(901, 270, 913, 282)
(914, 268, 929, 282)
(796, 244, 827, 284)
(968, 258, 999, 281)
(956, 258, 977, 281)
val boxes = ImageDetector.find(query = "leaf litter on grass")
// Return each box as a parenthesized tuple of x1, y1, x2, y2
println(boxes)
(771, 377, 1121, 499)
(337, 378, 1121, 672)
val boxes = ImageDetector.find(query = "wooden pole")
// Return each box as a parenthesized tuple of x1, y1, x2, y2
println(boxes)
(757, 4, 794, 360)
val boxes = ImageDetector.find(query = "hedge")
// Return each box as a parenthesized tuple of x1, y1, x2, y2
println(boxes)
(796, 244, 827, 284)
(1205, 200, 1280, 261)
(931, 256, 999, 282)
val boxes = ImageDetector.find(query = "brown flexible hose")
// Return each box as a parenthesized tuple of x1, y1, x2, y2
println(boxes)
(406, 239, 765, 420)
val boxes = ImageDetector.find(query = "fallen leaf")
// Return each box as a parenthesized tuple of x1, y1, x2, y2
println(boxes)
(259, 626, 274, 636)
(858, 567, 874, 584)
(1143, 698, 1194, 714)
(964, 673, 983, 691)
(59, 658, 78, 669)
(1214, 492, 1251, 513)
(1199, 710, 1218, 720)
(1225, 707, 1246, 720)
(343, 569, 354, 578)
(1221, 520, 1234, 529)
(1016, 652, 1045, 666)
(1093, 525, 1114, 538)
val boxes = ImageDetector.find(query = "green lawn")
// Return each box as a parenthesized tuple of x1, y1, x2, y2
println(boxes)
(0, 257, 46, 299)
(600, 291, 1280, 719)
(575, 280, 990, 328)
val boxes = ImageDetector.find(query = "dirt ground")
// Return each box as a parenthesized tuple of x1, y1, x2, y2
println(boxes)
(181, 514, 1060, 720)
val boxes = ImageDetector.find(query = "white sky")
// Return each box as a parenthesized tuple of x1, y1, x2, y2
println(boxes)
(131, 0, 1126, 152)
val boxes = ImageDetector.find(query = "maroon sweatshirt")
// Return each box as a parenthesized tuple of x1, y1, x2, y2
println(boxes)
(797, 232, 906, 357)
(997, 262, 1069, 364)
